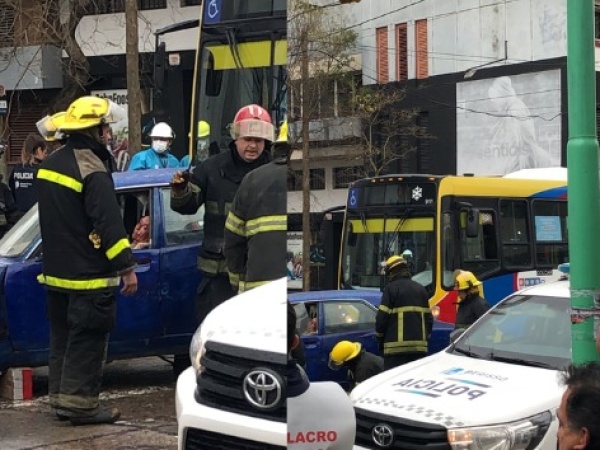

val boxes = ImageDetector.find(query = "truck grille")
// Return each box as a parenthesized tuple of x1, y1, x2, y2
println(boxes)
(355, 408, 451, 450)
(184, 428, 285, 450)
(196, 341, 287, 422)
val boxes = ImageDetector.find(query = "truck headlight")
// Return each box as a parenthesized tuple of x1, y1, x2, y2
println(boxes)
(448, 411, 552, 450)
(189, 326, 206, 373)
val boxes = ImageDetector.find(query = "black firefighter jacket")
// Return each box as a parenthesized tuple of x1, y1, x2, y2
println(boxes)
(455, 294, 490, 330)
(223, 158, 286, 292)
(376, 275, 433, 356)
(36, 133, 136, 293)
(171, 142, 271, 278)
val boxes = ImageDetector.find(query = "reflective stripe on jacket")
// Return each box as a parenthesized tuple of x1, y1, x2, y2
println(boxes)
(224, 159, 287, 290)
(36, 133, 136, 292)
(170, 143, 272, 275)
(375, 275, 433, 355)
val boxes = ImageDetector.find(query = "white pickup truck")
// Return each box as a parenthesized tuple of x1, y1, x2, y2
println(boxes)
(351, 279, 573, 450)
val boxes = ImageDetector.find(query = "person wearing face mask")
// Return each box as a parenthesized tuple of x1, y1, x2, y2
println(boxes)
(180, 120, 220, 168)
(128, 122, 180, 170)
(8, 133, 48, 213)
(170, 104, 273, 328)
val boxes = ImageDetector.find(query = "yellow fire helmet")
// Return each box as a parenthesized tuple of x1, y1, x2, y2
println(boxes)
(60, 96, 126, 131)
(328, 341, 362, 370)
(198, 120, 211, 138)
(454, 271, 482, 291)
(384, 255, 407, 274)
(276, 119, 288, 143)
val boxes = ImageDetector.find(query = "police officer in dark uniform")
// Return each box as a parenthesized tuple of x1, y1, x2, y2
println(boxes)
(223, 120, 288, 292)
(37, 96, 138, 426)
(170, 104, 273, 324)
(376, 255, 433, 370)
(8, 133, 47, 213)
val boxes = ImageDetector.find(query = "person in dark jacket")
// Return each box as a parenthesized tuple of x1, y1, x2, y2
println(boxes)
(170, 104, 273, 325)
(454, 270, 489, 330)
(376, 255, 433, 370)
(223, 122, 288, 292)
(37, 96, 138, 426)
(0, 174, 18, 238)
(8, 133, 47, 213)
(328, 340, 384, 391)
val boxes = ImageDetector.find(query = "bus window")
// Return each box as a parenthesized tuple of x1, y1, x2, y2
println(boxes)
(459, 209, 499, 276)
(500, 200, 532, 268)
(532, 200, 568, 268)
(442, 212, 456, 289)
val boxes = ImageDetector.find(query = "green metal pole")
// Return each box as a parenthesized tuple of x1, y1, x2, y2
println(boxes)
(567, 0, 600, 364)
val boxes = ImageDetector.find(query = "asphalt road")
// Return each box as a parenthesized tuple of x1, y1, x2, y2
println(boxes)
(0, 357, 180, 450)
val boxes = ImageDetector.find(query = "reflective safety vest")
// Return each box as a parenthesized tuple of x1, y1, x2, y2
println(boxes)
(224, 159, 287, 291)
(36, 133, 136, 292)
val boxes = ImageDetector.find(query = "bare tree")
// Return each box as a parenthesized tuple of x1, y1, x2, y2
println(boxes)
(125, 0, 142, 154)
(288, 0, 358, 290)
(349, 85, 434, 177)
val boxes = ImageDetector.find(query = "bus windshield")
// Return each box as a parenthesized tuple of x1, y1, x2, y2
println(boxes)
(197, 40, 287, 151)
(341, 214, 436, 290)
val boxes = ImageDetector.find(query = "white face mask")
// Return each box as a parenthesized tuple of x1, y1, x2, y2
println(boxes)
(152, 140, 169, 154)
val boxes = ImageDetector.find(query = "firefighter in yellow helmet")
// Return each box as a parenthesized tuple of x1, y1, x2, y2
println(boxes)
(181, 120, 219, 167)
(375, 255, 433, 370)
(328, 340, 383, 391)
(454, 270, 489, 330)
(37, 95, 137, 425)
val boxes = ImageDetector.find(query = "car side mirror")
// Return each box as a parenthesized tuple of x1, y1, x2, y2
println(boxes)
(449, 328, 465, 343)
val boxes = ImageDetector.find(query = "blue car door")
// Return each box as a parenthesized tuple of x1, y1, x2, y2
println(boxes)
(319, 300, 379, 385)
(157, 187, 202, 338)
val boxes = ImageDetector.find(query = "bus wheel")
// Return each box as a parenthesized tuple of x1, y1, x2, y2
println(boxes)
(173, 354, 190, 379)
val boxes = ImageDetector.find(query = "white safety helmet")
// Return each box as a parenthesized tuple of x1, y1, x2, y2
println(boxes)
(149, 122, 174, 139)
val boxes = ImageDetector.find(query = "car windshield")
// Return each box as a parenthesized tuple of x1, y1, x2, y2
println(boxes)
(449, 295, 571, 370)
(451, 294, 571, 370)
(0, 205, 40, 257)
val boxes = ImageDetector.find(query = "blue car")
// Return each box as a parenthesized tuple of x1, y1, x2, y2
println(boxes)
(0, 168, 204, 372)
(289, 290, 454, 386)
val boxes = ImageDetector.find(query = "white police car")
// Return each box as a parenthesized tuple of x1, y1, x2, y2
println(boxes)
(351, 268, 574, 450)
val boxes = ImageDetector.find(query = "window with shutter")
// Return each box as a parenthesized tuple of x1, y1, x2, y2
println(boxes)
(415, 19, 428, 79)
(395, 23, 408, 82)
(376, 27, 389, 84)
(8, 103, 48, 165)
(0, 4, 15, 46)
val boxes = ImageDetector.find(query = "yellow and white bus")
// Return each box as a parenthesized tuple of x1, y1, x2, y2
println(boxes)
(339, 173, 568, 323)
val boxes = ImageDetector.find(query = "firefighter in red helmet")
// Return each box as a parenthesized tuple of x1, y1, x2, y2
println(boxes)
(170, 104, 273, 328)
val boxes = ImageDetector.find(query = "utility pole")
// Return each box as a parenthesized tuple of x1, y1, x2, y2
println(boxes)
(301, 27, 311, 291)
(567, 0, 600, 363)
(125, 0, 142, 155)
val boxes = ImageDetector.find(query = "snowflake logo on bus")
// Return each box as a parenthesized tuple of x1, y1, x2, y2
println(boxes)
(412, 186, 422, 201)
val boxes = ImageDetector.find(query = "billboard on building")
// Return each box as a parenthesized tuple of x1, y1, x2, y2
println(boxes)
(91, 89, 130, 168)
(456, 69, 561, 176)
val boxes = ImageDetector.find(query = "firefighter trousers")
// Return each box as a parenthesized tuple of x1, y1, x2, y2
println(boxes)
(46, 289, 116, 415)
(195, 272, 236, 326)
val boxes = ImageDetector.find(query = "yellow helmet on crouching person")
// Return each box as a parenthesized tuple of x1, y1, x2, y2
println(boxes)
(384, 255, 408, 276)
(454, 271, 482, 292)
(328, 341, 362, 370)
(36, 111, 67, 142)
(273, 119, 290, 160)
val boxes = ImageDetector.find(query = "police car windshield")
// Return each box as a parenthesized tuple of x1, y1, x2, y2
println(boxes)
(0, 205, 39, 257)
(451, 293, 571, 370)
